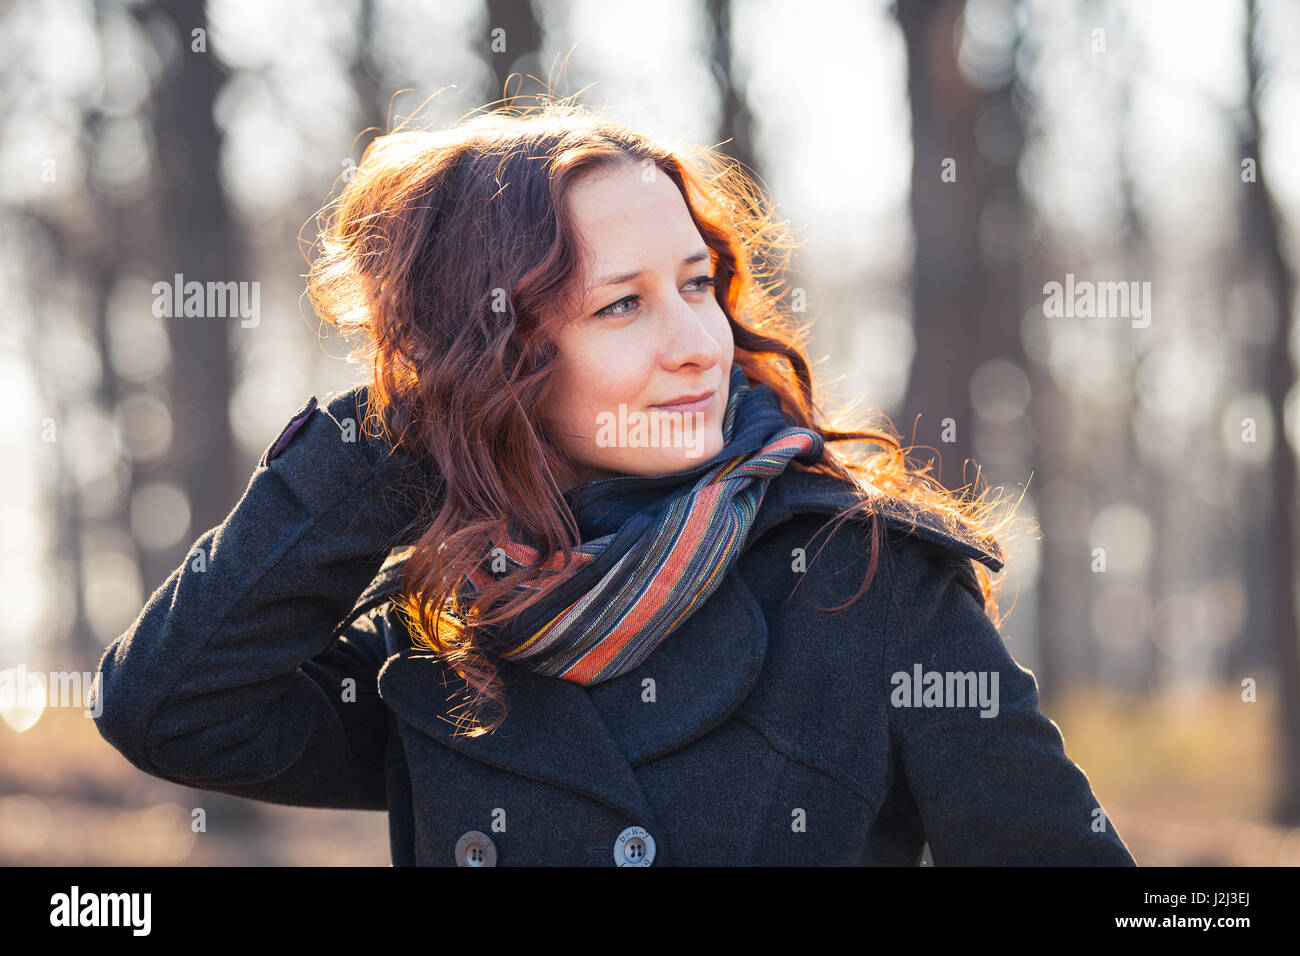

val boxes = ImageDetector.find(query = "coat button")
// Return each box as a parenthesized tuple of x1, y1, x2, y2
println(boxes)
(613, 826, 655, 866)
(454, 830, 497, 867)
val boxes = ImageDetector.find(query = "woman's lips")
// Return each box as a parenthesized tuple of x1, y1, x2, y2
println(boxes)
(651, 391, 715, 414)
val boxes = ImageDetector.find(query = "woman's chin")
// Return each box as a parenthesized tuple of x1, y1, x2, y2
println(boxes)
(622, 439, 725, 477)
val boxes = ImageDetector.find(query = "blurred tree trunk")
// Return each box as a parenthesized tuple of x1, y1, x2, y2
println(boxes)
(141, 0, 237, 552)
(707, 0, 758, 181)
(486, 0, 544, 107)
(896, 0, 1025, 478)
(896, 0, 1039, 676)
(1243, 0, 1300, 825)
(897, 0, 981, 487)
(352, 0, 385, 135)
(708, 0, 770, 284)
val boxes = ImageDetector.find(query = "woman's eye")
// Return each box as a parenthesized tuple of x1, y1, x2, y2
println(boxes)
(595, 295, 637, 318)
(593, 276, 716, 318)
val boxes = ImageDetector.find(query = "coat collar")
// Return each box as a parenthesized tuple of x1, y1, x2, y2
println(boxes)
(351, 467, 1004, 850)
(753, 468, 1005, 573)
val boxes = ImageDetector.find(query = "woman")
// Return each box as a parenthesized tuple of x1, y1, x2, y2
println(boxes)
(92, 100, 1137, 867)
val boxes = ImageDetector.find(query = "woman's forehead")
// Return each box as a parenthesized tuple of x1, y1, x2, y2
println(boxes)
(568, 170, 702, 275)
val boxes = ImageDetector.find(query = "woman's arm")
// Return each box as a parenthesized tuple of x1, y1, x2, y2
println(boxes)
(882, 539, 1137, 865)
(91, 387, 436, 811)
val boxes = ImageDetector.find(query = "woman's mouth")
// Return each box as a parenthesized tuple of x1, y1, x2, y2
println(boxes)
(650, 391, 715, 414)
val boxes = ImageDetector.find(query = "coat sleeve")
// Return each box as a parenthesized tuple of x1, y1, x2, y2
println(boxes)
(91, 386, 436, 811)
(881, 539, 1137, 865)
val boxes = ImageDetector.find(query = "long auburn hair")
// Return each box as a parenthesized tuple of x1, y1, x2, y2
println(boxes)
(306, 95, 1027, 736)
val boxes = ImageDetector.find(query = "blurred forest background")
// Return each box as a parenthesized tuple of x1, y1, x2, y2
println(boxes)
(2, 0, 1299, 866)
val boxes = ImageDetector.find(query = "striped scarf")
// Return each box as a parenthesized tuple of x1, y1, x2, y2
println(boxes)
(463, 363, 824, 685)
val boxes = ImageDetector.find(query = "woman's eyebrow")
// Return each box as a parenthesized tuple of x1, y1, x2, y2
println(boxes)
(590, 249, 711, 290)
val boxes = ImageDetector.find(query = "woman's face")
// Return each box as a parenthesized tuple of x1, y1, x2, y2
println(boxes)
(541, 161, 735, 486)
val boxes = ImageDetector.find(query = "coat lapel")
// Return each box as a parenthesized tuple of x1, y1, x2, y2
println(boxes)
(580, 566, 768, 766)
(378, 646, 664, 834)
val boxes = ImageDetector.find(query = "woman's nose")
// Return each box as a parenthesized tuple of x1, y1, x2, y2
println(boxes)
(659, 297, 721, 369)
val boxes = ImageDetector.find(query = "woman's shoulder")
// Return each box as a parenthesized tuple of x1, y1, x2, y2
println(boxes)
(760, 468, 1005, 574)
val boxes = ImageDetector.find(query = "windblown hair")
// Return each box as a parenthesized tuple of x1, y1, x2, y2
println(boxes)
(306, 94, 1027, 736)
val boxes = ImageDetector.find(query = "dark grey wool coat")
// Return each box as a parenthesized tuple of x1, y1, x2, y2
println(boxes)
(92, 386, 1137, 867)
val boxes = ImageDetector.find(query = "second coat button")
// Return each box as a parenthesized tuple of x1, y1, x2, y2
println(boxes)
(455, 830, 497, 867)
(613, 826, 655, 866)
